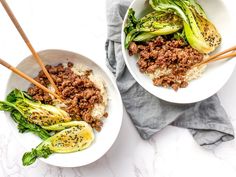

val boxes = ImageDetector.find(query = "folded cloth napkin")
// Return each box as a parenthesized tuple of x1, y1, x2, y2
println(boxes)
(105, 0, 234, 148)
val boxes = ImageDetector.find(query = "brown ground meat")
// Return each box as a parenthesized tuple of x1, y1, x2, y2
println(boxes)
(128, 36, 204, 91)
(27, 63, 107, 131)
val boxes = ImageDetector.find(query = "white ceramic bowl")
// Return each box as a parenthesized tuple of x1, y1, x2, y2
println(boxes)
(4, 49, 123, 167)
(121, 0, 236, 103)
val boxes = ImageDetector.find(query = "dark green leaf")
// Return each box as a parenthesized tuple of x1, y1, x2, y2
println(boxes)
(22, 151, 37, 166)
(11, 110, 51, 140)
(124, 7, 183, 47)
(6, 89, 24, 103)
(22, 146, 52, 166)
(124, 8, 138, 35)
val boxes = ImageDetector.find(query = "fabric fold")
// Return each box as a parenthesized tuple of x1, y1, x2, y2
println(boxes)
(105, 0, 234, 148)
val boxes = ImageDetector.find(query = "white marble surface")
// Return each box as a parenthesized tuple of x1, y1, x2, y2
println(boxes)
(0, 0, 236, 177)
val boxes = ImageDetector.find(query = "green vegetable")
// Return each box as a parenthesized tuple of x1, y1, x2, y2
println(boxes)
(188, 0, 207, 18)
(172, 30, 187, 45)
(22, 122, 94, 166)
(11, 110, 51, 140)
(124, 9, 183, 48)
(124, 8, 138, 35)
(149, 0, 221, 53)
(0, 102, 50, 140)
(42, 121, 89, 131)
(2, 89, 71, 126)
(149, 0, 188, 22)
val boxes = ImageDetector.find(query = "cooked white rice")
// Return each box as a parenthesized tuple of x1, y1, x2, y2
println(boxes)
(146, 61, 207, 83)
(185, 64, 207, 82)
(147, 68, 172, 80)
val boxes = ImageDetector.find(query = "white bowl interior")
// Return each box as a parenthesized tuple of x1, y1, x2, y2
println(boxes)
(121, 0, 236, 103)
(5, 49, 123, 167)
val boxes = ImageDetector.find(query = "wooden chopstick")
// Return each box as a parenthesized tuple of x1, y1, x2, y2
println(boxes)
(0, 58, 62, 101)
(202, 52, 236, 65)
(204, 46, 236, 62)
(195, 46, 236, 67)
(0, 0, 60, 95)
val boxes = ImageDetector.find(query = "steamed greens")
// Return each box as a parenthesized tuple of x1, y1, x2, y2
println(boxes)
(42, 121, 90, 131)
(149, 0, 221, 53)
(124, 0, 221, 53)
(11, 110, 51, 140)
(0, 89, 71, 140)
(22, 122, 94, 166)
(1, 89, 71, 126)
(0, 89, 96, 166)
(0, 94, 51, 140)
(124, 9, 183, 48)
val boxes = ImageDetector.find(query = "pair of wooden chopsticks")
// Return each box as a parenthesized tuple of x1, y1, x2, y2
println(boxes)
(0, 58, 61, 100)
(0, 0, 62, 100)
(0, 0, 235, 98)
(196, 46, 236, 67)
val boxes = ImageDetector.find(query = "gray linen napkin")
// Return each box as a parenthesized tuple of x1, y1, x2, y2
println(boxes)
(105, 0, 234, 148)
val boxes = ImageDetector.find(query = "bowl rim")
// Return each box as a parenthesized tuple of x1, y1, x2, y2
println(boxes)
(3, 49, 123, 167)
(121, 0, 236, 104)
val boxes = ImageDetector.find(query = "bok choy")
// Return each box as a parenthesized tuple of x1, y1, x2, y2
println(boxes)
(149, 0, 221, 53)
(124, 0, 221, 54)
(22, 121, 94, 166)
(11, 110, 51, 140)
(124, 8, 183, 48)
(1, 89, 71, 126)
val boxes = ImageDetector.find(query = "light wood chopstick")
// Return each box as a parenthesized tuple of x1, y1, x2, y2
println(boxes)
(195, 46, 236, 67)
(204, 46, 236, 61)
(0, 58, 62, 101)
(202, 52, 236, 65)
(0, 0, 60, 95)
